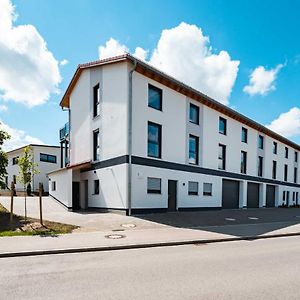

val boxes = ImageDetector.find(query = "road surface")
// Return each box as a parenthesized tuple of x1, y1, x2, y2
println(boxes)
(1, 236, 300, 299)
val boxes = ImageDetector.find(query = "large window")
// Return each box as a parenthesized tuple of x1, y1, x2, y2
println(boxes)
(93, 130, 100, 161)
(94, 180, 99, 195)
(258, 135, 264, 150)
(294, 167, 298, 184)
(241, 127, 248, 143)
(189, 104, 199, 124)
(12, 157, 19, 165)
(272, 161, 277, 179)
(219, 117, 227, 135)
(273, 142, 277, 154)
(188, 181, 198, 195)
(285, 147, 289, 159)
(241, 151, 247, 174)
(218, 144, 226, 170)
(147, 177, 161, 194)
(284, 164, 288, 182)
(258, 156, 263, 177)
(148, 84, 162, 111)
(93, 83, 100, 117)
(189, 135, 199, 165)
(148, 122, 162, 158)
(40, 153, 57, 164)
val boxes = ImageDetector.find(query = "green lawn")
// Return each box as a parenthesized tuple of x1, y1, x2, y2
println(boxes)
(0, 203, 77, 237)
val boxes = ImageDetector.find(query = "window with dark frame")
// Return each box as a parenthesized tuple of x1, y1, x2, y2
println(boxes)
(148, 84, 162, 111)
(93, 83, 100, 118)
(241, 127, 248, 143)
(258, 135, 264, 149)
(189, 103, 199, 124)
(272, 160, 277, 179)
(295, 151, 298, 163)
(273, 142, 277, 154)
(294, 167, 297, 184)
(94, 179, 100, 195)
(40, 153, 57, 164)
(93, 130, 100, 161)
(219, 117, 227, 135)
(188, 181, 198, 195)
(147, 177, 161, 194)
(285, 147, 289, 159)
(203, 183, 212, 196)
(12, 157, 19, 165)
(258, 156, 263, 177)
(284, 164, 288, 182)
(240, 151, 247, 174)
(218, 144, 226, 170)
(189, 135, 199, 165)
(148, 122, 162, 158)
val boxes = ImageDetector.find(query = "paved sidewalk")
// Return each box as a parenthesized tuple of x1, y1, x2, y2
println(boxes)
(1, 221, 300, 257)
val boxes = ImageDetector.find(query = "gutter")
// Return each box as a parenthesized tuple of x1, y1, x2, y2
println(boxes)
(127, 57, 137, 216)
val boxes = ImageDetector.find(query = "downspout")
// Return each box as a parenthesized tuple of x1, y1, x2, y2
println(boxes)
(127, 58, 137, 216)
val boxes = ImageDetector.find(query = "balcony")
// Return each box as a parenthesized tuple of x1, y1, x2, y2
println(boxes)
(59, 122, 69, 141)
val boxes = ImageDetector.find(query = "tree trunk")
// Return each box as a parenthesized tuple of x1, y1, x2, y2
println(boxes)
(24, 185, 27, 222)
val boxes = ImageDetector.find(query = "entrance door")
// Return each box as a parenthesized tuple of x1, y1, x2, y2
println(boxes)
(266, 185, 275, 207)
(247, 182, 259, 208)
(168, 180, 177, 211)
(286, 191, 290, 206)
(72, 182, 80, 210)
(222, 179, 240, 209)
(84, 180, 88, 209)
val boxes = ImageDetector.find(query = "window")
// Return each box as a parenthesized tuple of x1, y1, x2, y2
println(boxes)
(148, 84, 162, 111)
(148, 122, 162, 158)
(240, 151, 247, 174)
(203, 183, 212, 196)
(189, 103, 199, 124)
(40, 153, 57, 164)
(272, 161, 277, 179)
(284, 164, 288, 182)
(94, 179, 99, 195)
(12, 157, 19, 165)
(147, 177, 161, 194)
(273, 142, 277, 154)
(219, 117, 227, 135)
(189, 135, 199, 165)
(93, 83, 100, 117)
(13, 175, 16, 184)
(188, 181, 198, 195)
(51, 181, 56, 191)
(258, 156, 263, 177)
(93, 130, 100, 161)
(294, 167, 297, 184)
(241, 127, 248, 143)
(285, 147, 289, 159)
(218, 144, 226, 170)
(258, 135, 264, 149)
(295, 151, 298, 163)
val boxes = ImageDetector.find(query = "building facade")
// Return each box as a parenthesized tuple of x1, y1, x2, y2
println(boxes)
(48, 54, 300, 213)
(5, 144, 60, 193)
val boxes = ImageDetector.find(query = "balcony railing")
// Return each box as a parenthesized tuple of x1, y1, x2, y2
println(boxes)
(59, 122, 69, 141)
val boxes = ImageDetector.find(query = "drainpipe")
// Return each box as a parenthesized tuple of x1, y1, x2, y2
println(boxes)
(127, 58, 137, 216)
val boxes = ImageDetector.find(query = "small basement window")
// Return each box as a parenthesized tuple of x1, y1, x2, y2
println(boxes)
(188, 181, 198, 195)
(203, 183, 212, 196)
(147, 177, 161, 194)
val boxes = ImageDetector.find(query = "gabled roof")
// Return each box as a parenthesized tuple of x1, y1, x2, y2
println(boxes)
(60, 53, 300, 151)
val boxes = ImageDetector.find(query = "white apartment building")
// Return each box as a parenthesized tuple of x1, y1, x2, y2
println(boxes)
(5, 144, 60, 193)
(49, 54, 300, 214)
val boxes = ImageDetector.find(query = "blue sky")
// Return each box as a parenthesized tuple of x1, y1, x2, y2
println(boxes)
(1, 0, 300, 150)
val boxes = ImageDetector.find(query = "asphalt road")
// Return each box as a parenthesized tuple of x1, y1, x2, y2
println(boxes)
(1, 237, 300, 300)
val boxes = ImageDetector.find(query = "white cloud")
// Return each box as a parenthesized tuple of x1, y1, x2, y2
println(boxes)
(0, 105, 8, 112)
(266, 107, 300, 138)
(60, 59, 69, 66)
(0, 120, 44, 151)
(98, 22, 240, 105)
(0, 0, 61, 107)
(243, 64, 283, 96)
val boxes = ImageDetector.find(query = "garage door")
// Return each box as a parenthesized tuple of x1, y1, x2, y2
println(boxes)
(247, 182, 259, 208)
(222, 179, 240, 209)
(266, 185, 275, 207)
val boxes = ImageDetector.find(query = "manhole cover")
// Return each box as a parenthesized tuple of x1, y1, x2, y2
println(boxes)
(105, 234, 126, 239)
(225, 218, 236, 221)
(121, 223, 136, 228)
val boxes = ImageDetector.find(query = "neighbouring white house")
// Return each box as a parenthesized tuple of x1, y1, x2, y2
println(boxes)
(48, 54, 300, 214)
(5, 144, 61, 194)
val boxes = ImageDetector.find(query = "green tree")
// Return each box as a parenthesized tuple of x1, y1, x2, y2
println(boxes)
(0, 126, 10, 189)
(17, 146, 39, 220)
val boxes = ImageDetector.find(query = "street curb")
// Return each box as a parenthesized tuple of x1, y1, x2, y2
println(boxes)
(1, 231, 300, 258)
